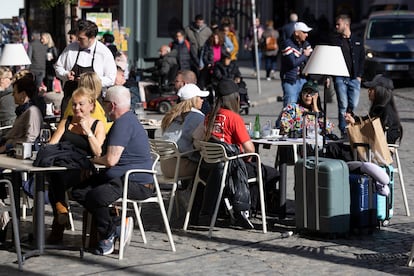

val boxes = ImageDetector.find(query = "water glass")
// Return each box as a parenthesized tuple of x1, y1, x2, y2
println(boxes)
(135, 102, 145, 120)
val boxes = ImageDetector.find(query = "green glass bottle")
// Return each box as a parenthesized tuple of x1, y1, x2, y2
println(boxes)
(253, 114, 261, 139)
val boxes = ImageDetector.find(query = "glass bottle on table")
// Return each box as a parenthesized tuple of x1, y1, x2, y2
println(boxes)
(253, 114, 261, 139)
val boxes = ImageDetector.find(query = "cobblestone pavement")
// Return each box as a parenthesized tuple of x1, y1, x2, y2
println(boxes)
(0, 62, 414, 275)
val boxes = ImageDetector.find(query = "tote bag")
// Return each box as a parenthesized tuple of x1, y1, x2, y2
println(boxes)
(346, 116, 393, 165)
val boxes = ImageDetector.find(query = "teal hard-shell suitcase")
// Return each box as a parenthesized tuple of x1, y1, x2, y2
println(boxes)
(294, 112, 350, 236)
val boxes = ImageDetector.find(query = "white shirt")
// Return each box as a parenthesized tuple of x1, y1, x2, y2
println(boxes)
(54, 39, 117, 87)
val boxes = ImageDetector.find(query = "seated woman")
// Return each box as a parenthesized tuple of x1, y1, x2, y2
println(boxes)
(195, 79, 279, 228)
(63, 72, 112, 133)
(326, 74, 403, 161)
(0, 67, 16, 136)
(0, 74, 43, 153)
(160, 83, 209, 178)
(279, 80, 334, 137)
(0, 73, 43, 206)
(47, 87, 106, 243)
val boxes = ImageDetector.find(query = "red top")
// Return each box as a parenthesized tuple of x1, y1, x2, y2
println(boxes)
(209, 108, 250, 150)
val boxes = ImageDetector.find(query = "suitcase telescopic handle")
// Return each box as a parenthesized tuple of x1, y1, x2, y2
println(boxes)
(302, 111, 320, 230)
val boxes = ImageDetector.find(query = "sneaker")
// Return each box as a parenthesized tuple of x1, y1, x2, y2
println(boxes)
(116, 217, 134, 248)
(266, 77, 271, 81)
(93, 232, 116, 256)
(235, 210, 254, 229)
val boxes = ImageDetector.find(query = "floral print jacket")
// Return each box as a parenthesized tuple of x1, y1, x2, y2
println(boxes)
(279, 103, 334, 135)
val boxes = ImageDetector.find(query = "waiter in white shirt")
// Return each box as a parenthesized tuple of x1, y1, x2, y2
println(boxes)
(55, 20, 117, 115)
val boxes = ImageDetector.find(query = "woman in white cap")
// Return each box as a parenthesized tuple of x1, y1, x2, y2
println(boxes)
(160, 83, 209, 178)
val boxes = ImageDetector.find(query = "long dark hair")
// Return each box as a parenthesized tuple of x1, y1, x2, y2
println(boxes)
(369, 85, 403, 141)
(205, 92, 239, 140)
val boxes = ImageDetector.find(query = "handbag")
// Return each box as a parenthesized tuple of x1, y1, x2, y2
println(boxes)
(53, 77, 62, 93)
(346, 116, 393, 165)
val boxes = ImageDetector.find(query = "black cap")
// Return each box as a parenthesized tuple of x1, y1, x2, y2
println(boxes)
(363, 74, 394, 90)
(301, 80, 319, 93)
(217, 79, 239, 97)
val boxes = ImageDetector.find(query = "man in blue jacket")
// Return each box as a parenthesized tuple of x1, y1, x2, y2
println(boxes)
(280, 22, 313, 107)
(331, 14, 365, 138)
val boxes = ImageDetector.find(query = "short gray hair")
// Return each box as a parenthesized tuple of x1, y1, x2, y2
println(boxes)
(106, 85, 131, 109)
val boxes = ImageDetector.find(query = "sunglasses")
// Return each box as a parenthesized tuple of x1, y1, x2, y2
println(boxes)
(302, 91, 317, 97)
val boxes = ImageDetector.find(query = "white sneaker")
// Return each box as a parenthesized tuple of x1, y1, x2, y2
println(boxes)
(266, 77, 271, 81)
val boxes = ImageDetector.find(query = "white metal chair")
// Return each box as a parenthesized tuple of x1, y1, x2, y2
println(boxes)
(149, 139, 197, 220)
(388, 144, 410, 216)
(183, 141, 267, 238)
(0, 179, 23, 270)
(116, 152, 176, 260)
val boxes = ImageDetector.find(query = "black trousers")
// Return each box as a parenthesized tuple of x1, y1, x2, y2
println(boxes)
(71, 173, 153, 239)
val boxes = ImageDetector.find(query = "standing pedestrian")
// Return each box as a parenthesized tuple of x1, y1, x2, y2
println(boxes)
(280, 12, 298, 42)
(260, 20, 279, 81)
(170, 29, 191, 71)
(185, 14, 212, 81)
(41, 32, 58, 92)
(27, 31, 47, 90)
(280, 22, 313, 107)
(331, 14, 365, 138)
(244, 17, 264, 76)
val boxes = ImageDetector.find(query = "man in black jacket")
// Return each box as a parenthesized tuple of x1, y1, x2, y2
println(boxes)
(331, 14, 365, 138)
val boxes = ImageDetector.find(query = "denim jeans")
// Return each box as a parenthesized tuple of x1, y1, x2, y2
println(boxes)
(334, 77, 361, 133)
(282, 78, 306, 107)
(264, 55, 277, 77)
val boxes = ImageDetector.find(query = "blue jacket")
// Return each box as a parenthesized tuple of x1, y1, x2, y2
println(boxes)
(331, 33, 365, 79)
(280, 38, 311, 84)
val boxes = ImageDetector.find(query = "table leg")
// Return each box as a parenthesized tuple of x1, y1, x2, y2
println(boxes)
(34, 174, 45, 254)
(277, 146, 292, 220)
(11, 172, 21, 221)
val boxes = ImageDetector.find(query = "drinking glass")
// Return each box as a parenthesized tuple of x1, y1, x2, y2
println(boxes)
(39, 128, 51, 144)
(135, 102, 145, 120)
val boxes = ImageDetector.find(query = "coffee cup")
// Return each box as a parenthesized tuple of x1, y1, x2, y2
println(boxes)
(271, 128, 280, 137)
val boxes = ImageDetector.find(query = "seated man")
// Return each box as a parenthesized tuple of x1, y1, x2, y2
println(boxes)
(72, 85, 154, 256)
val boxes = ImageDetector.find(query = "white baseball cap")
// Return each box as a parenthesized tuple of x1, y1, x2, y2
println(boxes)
(294, 22, 312, 33)
(177, 83, 209, 100)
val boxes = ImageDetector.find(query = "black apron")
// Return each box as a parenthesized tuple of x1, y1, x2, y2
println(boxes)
(61, 45, 97, 116)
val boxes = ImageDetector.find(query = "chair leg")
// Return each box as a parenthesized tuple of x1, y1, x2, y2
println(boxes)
(395, 149, 410, 216)
(156, 194, 176, 252)
(6, 181, 23, 270)
(208, 178, 226, 239)
(65, 192, 75, 231)
(183, 175, 200, 230)
(256, 165, 267, 233)
(407, 242, 414, 267)
(167, 182, 178, 220)
(21, 192, 29, 220)
(133, 202, 147, 244)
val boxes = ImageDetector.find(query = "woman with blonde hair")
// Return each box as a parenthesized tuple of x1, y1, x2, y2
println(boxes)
(63, 71, 112, 133)
(41, 32, 59, 91)
(47, 87, 106, 243)
(160, 83, 208, 178)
